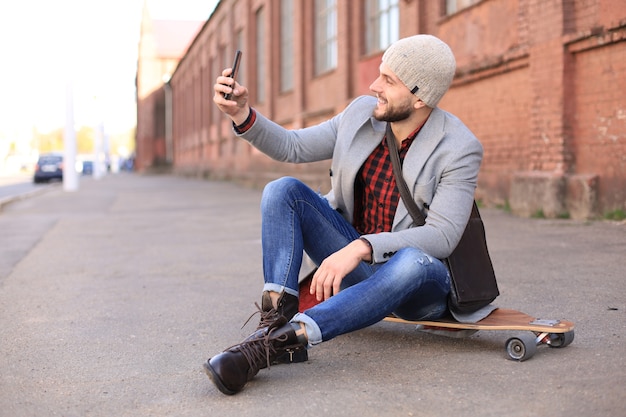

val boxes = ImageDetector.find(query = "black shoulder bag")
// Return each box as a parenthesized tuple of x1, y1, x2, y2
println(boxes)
(385, 124, 499, 314)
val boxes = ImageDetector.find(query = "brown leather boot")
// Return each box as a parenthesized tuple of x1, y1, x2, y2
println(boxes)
(203, 317, 307, 395)
(259, 291, 299, 325)
(248, 291, 308, 364)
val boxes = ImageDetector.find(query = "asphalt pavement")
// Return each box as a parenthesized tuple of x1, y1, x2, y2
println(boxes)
(0, 173, 624, 417)
(0, 170, 56, 209)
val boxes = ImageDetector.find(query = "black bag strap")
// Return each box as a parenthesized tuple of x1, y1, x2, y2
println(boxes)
(385, 123, 426, 227)
(386, 123, 480, 227)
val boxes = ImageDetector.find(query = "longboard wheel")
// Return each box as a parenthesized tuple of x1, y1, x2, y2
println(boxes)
(505, 334, 537, 361)
(548, 330, 575, 348)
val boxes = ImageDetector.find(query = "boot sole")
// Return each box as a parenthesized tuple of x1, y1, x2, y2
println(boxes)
(203, 361, 237, 395)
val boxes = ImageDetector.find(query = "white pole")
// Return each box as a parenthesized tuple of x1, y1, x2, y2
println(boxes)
(63, 79, 79, 192)
(93, 120, 104, 179)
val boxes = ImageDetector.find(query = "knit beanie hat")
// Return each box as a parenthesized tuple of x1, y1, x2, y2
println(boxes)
(382, 34, 456, 108)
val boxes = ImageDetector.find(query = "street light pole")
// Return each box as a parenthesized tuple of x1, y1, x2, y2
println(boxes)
(93, 120, 105, 179)
(63, 78, 79, 192)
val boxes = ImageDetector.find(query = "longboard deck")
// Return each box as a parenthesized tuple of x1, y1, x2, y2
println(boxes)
(298, 271, 575, 361)
(384, 308, 575, 333)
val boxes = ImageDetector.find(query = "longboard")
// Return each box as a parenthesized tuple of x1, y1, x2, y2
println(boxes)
(384, 308, 575, 361)
(299, 273, 574, 361)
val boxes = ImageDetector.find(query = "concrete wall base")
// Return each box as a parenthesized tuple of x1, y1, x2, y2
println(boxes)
(510, 171, 599, 219)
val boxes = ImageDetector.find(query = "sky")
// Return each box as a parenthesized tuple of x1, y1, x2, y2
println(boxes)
(0, 0, 218, 139)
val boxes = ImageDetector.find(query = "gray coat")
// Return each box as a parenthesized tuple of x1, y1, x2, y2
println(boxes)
(237, 95, 483, 263)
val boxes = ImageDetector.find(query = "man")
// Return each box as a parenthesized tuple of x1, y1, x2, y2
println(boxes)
(204, 34, 483, 395)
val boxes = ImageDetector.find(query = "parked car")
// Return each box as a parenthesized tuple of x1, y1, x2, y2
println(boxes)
(80, 160, 94, 175)
(33, 153, 63, 183)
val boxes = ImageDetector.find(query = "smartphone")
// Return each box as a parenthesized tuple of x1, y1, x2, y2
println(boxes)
(223, 50, 242, 100)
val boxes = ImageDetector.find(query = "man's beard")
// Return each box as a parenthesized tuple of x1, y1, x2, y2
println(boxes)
(373, 98, 413, 122)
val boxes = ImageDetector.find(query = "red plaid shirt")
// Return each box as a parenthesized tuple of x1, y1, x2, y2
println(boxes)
(353, 124, 425, 235)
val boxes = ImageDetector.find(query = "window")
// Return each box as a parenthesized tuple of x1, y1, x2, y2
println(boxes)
(314, 0, 337, 75)
(280, 0, 294, 92)
(235, 30, 245, 88)
(365, 0, 399, 55)
(446, 0, 481, 15)
(256, 7, 266, 103)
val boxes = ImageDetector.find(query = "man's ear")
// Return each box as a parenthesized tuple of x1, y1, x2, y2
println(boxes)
(413, 98, 428, 110)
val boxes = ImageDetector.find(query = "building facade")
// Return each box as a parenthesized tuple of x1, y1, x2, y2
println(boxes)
(135, 3, 204, 171)
(139, 0, 626, 219)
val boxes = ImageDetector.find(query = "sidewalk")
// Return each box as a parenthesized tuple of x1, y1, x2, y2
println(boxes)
(0, 173, 624, 417)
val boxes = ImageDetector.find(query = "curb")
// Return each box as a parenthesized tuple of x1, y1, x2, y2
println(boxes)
(0, 183, 60, 213)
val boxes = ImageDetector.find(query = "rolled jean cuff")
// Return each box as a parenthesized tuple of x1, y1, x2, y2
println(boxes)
(263, 283, 299, 298)
(291, 312, 322, 348)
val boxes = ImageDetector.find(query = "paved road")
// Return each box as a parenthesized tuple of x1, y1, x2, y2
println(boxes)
(0, 173, 624, 417)
(0, 171, 59, 211)
(0, 181, 40, 200)
(0, 172, 35, 196)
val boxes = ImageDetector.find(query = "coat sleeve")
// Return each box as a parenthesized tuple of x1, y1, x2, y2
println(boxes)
(236, 111, 339, 163)
(235, 96, 376, 164)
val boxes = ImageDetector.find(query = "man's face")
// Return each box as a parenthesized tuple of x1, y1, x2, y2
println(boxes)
(369, 63, 416, 122)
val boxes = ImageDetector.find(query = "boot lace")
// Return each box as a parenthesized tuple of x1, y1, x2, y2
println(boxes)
(242, 302, 280, 331)
(227, 326, 290, 379)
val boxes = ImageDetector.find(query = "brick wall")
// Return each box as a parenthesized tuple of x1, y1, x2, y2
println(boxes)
(568, 24, 626, 211)
(150, 0, 626, 218)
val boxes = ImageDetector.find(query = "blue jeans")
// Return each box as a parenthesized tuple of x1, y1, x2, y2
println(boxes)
(261, 177, 450, 346)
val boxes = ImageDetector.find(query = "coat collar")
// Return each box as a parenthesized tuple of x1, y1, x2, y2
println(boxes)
(345, 108, 446, 183)
(339, 107, 447, 226)
(394, 108, 446, 228)
(403, 107, 446, 182)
